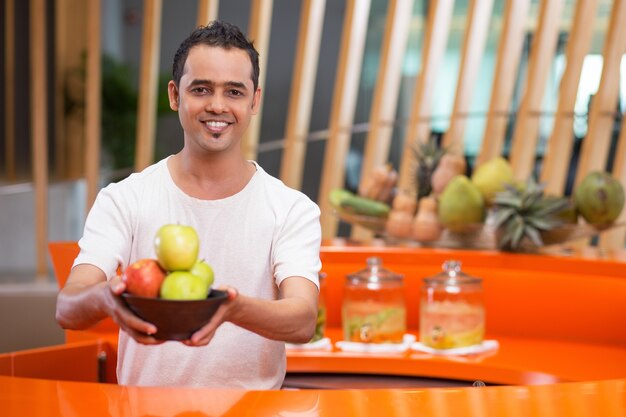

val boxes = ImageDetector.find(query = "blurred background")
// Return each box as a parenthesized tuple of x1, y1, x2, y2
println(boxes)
(1, 0, 625, 351)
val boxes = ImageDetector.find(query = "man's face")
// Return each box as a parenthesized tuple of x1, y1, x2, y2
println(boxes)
(168, 45, 260, 155)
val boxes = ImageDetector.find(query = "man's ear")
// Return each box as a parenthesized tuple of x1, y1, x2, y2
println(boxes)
(168, 81, 180, 111)
(251, 87, 261, 115)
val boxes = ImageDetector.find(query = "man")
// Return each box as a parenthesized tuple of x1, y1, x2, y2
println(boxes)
(56, 21, 321, 389)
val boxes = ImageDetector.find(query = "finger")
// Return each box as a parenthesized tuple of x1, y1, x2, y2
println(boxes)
(188, 306, 227, 345)
(121, 326, 164, 345)
(108, 275, 127, 295)
(109, 294, 158, 336)
(226, 286, 238, 301)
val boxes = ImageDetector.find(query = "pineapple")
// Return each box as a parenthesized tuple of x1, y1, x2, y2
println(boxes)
(412, 136, 446, 201)
(492, 178, 571, 251)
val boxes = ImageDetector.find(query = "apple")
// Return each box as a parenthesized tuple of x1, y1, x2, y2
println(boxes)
(123, 258, 166, 298)
(160, 271, 209, 300)
(154, 224, 199, 271)
(190, 260, 215, 289)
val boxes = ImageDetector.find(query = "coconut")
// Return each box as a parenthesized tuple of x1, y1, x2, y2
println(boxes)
(574, 171, 624, 226)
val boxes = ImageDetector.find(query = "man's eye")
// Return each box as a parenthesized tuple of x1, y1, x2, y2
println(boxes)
(191, 87, 209, 94)
(229, 90, 244, 96)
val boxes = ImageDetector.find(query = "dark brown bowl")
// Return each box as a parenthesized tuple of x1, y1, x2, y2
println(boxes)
(120, 289, 228, 341)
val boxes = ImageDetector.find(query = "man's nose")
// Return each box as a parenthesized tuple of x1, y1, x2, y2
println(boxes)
(206, 95, 226, 113)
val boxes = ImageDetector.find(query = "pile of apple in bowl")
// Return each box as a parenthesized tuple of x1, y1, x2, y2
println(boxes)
(121, 224, 228, 341)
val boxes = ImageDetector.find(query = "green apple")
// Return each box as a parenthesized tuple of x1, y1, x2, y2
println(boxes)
(160, 271, 209, 300)
(154, 224, 199, 271)
(190, 260, 215, 288)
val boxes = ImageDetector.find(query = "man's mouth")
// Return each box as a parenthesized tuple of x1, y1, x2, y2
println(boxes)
(203, 120, 230, 133)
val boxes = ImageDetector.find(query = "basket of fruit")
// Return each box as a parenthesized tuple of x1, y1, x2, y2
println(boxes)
(331, 139, 625, 252)
(122, 224, 228, 340)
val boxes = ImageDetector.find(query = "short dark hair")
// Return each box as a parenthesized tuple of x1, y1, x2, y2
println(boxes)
(172, 20, 260, 91)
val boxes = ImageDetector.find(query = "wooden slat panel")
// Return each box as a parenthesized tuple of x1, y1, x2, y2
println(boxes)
(197, 0, 219, 26)
(540, 0, 599, 196)
(477, 0, 530, 166)
(85, 0, 101, 208)
(442, 0, 494, 152)
(279, 0, 326, 189)
(398, 0, 455, 193)
(509, 0, 565, 181)
(4, 0, 15, 181)
(54, 0, 67, 180)
(242, 0, 274, 161)
(62, 1, 88, 179)
(352, 0, 414, 241)
(574, 0, 626, 186)
(600, 108, 626, 250)
(134, 0, 163, 172)
(318, 0, 371, 239)
(30, 0, 49, 279)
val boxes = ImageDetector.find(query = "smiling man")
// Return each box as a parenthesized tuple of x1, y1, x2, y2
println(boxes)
(56, 21, 322, 389)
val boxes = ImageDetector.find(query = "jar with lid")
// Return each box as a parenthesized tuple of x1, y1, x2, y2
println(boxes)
(342, 257, 406, 343)
(420, 260, 485, 349)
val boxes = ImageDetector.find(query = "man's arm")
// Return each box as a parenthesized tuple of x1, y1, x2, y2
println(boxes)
(56, 263, 163, 344)
(186, 276, 319, 346)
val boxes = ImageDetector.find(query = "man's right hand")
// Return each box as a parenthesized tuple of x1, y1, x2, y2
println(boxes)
(56, 264, 163, 345)
(103, 276, 163, 345)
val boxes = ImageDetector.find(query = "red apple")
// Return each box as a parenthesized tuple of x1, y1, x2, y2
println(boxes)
(154, 224, 199, 271)
(123, 258, 167, 298)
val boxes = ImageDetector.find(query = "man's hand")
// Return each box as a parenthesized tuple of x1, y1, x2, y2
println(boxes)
(103, 276, 163, 345)
(184, 276, 319, 346)
(184, 286, 239, 346)
(56, 264, 163, 345)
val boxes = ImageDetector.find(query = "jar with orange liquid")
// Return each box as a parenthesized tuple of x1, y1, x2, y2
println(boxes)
(420, 260, 485, 349)
(342, 257, 406, 343)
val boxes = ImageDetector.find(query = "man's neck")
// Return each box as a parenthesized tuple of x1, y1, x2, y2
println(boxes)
(168, 151, 256, 200)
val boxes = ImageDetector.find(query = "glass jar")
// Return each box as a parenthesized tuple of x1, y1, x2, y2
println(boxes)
(342, 257, 406, 343)
(420, 260, 485, 349)
(310, 272, 327, 343)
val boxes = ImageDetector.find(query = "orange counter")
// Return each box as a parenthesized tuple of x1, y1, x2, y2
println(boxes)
(1, 244, 625, 416)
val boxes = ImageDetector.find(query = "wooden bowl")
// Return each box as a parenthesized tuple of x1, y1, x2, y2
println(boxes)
(121, 289, 228, 341)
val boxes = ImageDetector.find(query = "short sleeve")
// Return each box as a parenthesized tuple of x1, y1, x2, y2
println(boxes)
(272, 196, 322, 289)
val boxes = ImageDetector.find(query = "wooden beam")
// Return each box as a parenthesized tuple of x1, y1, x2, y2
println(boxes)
(574, 0, 626, 186)
(279, 0, 326, 189)
(197, 0, 218, 26)
(54, 0, 67, 180)
(600, 108, 626, 250)
(442, 0, 494, 152)
(477, 0, 530, 166)
(509, 0, 565, 181)
(62, 1, 88, 180)
(318, 0, 371, 239)
(352, 0, 414, 241)
(4, 0, 15, 181)
(540, 0, 599, 195)
(30, 0, 49, 279)
(85, 0, 102, 208)
(242, 0, 273, 161)
(134, 0, 163, 172)
(397, 0, 454, 194)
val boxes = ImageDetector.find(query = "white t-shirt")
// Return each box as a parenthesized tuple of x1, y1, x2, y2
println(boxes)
(73, 157, 322, 389)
